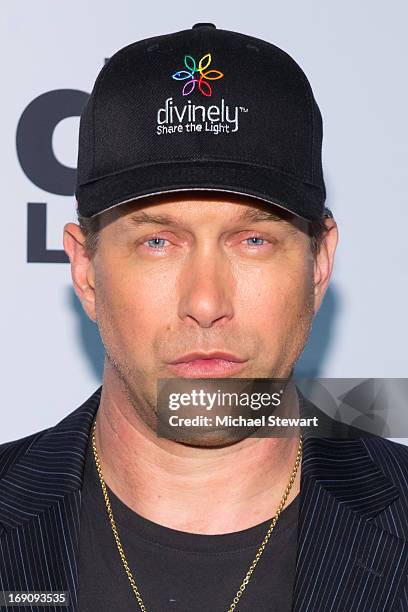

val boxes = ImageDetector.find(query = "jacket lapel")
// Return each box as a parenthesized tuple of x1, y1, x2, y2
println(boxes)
(292, 393, 408, 611)
(0, 386, 406, 612)
(0, 387, 100, 612)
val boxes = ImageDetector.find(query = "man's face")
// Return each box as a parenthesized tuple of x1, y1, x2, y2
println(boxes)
(64, 193, 337, 440)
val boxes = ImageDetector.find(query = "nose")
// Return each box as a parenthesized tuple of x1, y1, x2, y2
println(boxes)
(177, 247, 234, 329)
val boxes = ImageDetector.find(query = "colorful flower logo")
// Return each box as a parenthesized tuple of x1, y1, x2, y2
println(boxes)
(172, 53, 224, 97)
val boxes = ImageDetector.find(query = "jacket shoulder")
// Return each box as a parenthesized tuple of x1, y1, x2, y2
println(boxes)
(364, 436, 408, 460)
(362, 436, 408, 490)
(0, 386, 102, 481)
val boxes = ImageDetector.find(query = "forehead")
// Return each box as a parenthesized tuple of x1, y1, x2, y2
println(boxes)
(98, 191, 305, 231)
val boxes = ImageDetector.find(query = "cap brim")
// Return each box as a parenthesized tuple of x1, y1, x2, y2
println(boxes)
(76, 160, 325, 221)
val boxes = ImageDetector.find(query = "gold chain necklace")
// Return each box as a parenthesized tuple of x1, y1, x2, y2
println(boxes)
(91, 418, 302, 611)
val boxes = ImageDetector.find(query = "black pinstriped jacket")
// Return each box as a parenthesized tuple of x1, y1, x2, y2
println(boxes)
(1, 385, 408, 612)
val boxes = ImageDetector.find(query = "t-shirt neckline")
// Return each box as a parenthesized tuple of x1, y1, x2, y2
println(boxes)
(83, 432, 299, 554)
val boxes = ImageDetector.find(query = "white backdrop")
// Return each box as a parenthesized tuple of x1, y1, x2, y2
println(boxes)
(1, 0, 407, 443)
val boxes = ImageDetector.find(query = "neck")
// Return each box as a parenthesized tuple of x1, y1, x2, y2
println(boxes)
(94, 373, 302, 535)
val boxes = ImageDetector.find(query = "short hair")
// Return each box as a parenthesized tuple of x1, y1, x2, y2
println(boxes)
(76, 203, 333, 259)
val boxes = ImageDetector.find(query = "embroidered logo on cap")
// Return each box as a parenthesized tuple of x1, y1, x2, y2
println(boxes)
(172, 53, 224, 97)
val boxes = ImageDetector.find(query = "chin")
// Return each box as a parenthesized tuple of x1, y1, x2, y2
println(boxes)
(164, 428, 259, 448)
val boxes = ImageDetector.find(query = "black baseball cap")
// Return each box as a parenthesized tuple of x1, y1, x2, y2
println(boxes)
(75, 23, 329, 221)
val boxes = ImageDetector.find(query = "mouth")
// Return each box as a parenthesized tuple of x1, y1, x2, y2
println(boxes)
(167, 351, 248, 378)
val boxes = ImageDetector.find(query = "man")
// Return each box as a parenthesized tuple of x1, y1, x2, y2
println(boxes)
(1, 23, 408, 612)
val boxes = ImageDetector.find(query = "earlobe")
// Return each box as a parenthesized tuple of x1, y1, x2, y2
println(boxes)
(63, 223, 97, 322)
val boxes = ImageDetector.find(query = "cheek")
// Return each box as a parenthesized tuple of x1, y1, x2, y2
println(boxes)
(235, 262, 315, 365)
(237, 257, 313, 319)
(94, 261, 176, 345)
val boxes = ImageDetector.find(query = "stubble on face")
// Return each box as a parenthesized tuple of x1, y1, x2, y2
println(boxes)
(91, 195, 316, 446)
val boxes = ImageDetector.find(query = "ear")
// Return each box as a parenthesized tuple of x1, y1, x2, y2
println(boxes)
(63, 222, 96, 322)
(313, 218, 339, 314)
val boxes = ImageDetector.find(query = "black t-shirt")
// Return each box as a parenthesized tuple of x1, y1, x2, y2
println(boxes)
(77, 434, 299, 611)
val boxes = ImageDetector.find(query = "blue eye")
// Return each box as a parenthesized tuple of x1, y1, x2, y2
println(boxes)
(246, 236, 265, 246)
(146, 238, 167, 248)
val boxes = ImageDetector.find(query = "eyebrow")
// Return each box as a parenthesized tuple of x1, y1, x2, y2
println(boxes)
(126, 207, 292, 228)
